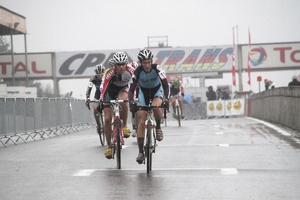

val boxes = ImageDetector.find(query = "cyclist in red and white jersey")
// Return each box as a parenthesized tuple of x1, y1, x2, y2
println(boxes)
(100, 52, 135, 159)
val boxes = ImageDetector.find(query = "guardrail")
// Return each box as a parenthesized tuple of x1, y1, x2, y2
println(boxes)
(0, 98, 95, 147)
(249, 87, 300, 132)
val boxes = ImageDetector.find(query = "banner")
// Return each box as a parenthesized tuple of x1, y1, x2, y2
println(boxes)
(207, 99, 245, 116)
(247, 27, 251, 85)
(232, 27, 236, 86)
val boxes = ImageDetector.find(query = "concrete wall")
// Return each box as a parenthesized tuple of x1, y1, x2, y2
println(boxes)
(250, 87, 300, 132)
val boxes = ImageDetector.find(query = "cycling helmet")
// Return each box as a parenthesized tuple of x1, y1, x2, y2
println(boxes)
(94, 64, 105, 74)
(264, 78, 268, 83)
(173, 76, 180, 85)
(108, 58, 114, 67)
(130, 61, 139, 69)
(137, 48, 153, 61)
(113, 52, 128, 63)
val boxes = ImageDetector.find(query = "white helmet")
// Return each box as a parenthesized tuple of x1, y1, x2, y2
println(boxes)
(94, 64, 105, 74)
(113, 52, 128, 63)
(137, 48, 153, 61)
(107, 58, 114, 67)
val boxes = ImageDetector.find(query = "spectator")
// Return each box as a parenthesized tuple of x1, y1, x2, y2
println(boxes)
(288, 75, 300, 87)
(206, 86, 216, 101)
(264, 79, 275, 90)
(219, 87, 230, 100)
(216, 88, 221, 100)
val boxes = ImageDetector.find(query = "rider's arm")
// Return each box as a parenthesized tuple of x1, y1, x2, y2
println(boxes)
(180, 85, 185, 96)
(128, 72, 139, 102)
(161, 78, 170, 100)
(100, 69, 114, 101)
(86, 77, 94, 99)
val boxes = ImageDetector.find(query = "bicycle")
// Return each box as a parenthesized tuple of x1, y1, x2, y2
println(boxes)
(87, 101, 105, 146)
(172, 95, 182, 127)
(103, 98, 129, 169)
(133, 100, 167, 173)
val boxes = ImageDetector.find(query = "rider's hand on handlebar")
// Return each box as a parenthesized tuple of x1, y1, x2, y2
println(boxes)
(85, 98, 90, 106)
(162, 99, 169, 109)
(129, 101, 137, 113)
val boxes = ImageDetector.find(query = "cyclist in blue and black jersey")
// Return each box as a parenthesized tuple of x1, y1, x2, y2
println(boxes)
(85, 64, 105, 135)
(128, 48, 170, 164)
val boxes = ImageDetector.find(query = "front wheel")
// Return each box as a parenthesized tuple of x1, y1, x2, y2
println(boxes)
(146, 121, 152, 174)
(116, 121, 122, 169)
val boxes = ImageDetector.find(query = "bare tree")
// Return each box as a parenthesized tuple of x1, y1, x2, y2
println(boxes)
(0, 36, 10, 53)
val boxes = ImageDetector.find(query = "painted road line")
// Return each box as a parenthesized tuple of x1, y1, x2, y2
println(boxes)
(72, 168, 239, 176)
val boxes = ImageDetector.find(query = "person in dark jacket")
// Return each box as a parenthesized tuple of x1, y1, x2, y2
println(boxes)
(288, 75, 300, 87)
(206, 86, 216, 101)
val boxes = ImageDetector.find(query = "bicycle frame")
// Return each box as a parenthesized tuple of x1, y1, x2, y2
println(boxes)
(105, 99, 128, 169)
(135, 101, 166, 173)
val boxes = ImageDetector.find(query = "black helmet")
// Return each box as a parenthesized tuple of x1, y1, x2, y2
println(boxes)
(137, 48, 153, 61)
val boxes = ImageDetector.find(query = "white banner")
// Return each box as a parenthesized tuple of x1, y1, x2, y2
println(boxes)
(207, 98, 245, 116)
(0, 53, 53, 78)
(241, 42, 300, 69)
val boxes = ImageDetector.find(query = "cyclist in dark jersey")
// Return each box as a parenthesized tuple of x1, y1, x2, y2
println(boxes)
(128, 48, 170, 164)
(85, 64, 105, 134)
(169, 76, 185, 119)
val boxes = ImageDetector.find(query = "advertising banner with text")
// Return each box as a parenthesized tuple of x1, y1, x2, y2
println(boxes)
(0, 53, 53, 78)
(241, 42, 300, 70)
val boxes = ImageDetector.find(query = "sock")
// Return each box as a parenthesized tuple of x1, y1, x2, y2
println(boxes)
(138, 138, 144, 153)
(156, 120, 161, 129)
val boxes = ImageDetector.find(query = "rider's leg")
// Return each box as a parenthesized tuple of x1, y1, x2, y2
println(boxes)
(103, 107, 113, 159)
(153, 97, 164, 141)
(93, 102, 100, 126)
(118, 91, 131, 138)
(103, 107, 112, 147)
(136, 110, 147, 164)
(178, 96, 184, 118)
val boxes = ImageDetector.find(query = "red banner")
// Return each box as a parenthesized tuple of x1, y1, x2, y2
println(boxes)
(232, 27, 236, 86)
(247, 27, 251, 85)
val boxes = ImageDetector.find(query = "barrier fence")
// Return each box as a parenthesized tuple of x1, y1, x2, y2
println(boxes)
(0, 98, 94, 147)
(1, 98, 248, 148)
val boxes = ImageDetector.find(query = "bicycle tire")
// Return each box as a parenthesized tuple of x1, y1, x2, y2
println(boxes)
(146, 120, 152, 173)
(98, 111, 105, 146)
(116, 121, 122, 169)
(176, 106, 181, 127)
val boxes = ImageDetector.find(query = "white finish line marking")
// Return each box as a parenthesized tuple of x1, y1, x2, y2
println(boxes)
(72, 168, 238, 176)
(216, 132, 224, 135)
(248, 117, 292, 136)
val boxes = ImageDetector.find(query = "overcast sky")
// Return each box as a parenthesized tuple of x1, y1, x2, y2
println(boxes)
(2, 0, 300, 52)
(1, 0, 300, 99)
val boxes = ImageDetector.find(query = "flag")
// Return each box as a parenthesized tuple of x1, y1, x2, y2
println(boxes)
(232, 27, 236, 86)
(247, 27, 251, 85)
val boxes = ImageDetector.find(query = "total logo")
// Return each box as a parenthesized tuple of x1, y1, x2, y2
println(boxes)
(249, 47, 267, 66)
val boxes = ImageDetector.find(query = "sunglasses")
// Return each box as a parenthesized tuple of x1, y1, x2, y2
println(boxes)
(116, 63, 126, 66)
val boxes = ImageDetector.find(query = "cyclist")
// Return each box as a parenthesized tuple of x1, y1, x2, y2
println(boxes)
(128, 48, 169, 164)
(100, 52, 135, 159)
(129, 61, 139, 137)
(169, 76, 185, 119)
(85, 64, 105, 134)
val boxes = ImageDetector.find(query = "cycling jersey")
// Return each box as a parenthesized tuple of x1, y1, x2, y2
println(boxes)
(86, 75, 102, 100)
(169, 80, 185, 96)
(100, 65, 135, 100)
(129, 64, 169, 105)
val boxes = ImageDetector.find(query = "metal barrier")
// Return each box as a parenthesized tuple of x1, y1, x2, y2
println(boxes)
(0, 98, 95, 147)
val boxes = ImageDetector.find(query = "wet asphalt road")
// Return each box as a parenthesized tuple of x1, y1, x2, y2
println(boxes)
(1, 117, 300, 200)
